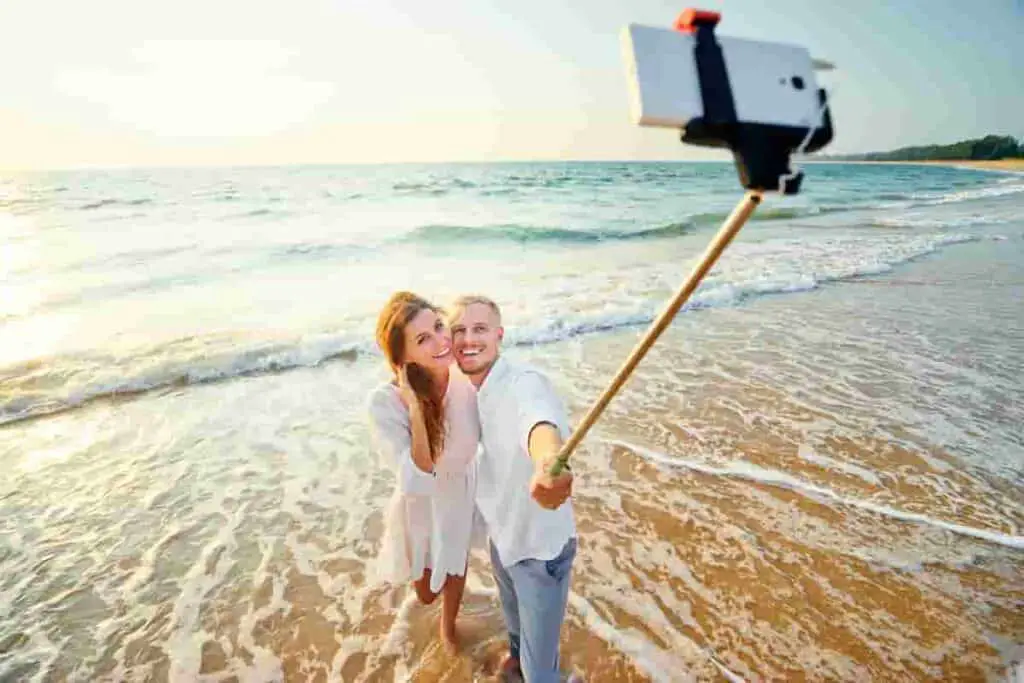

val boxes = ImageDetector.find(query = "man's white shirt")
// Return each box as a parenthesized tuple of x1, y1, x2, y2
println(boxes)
(475, 355, 576, 567)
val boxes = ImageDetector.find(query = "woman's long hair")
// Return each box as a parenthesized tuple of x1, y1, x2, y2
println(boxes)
(375, 292, 446, 463)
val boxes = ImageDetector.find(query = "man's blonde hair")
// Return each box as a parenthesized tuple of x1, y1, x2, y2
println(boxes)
(447, 294, 502, 324)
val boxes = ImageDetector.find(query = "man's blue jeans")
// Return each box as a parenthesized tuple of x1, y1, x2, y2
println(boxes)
(489, 538, 577, 683)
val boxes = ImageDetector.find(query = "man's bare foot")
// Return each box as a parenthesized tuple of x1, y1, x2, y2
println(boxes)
(440, 621, 460, 654)
(499, 653, 521, 679)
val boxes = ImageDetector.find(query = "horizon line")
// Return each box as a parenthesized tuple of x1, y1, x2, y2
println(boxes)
(0, 157, 946, 174)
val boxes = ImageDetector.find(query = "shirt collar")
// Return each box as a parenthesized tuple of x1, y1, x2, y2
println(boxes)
(478, 354, 509, 399)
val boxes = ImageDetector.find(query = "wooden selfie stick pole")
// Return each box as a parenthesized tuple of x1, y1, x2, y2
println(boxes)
(549, 190, 763, 476)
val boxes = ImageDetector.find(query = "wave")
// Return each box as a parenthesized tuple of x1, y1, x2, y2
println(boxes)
(392, 182, 430, 192)
(691, 204, 854, 224)
(870, 215, 1010, 229)
(909, 181, 1024, 207)
(402, 221, 696, 245)
(229, 208, 279, 219)
(0, 334, 370, 427)
(382, 171, 1022, 219)
(502, 279, 815, 347)
(79, 198, 154, 210)
(402, 205, 878, 246)
(7, 240, 367, 321)
(567, 591, 734, 682)
(610, 439, 1024, 550)
(689, 178, 1023, 222)
(500, 174, 577, 189)
(2, 231, 990, 425)
(392, 178, 477, 194)
(505, 233, 984, 346)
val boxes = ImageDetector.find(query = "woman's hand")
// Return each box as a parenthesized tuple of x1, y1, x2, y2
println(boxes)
(396, 364, 417, 408)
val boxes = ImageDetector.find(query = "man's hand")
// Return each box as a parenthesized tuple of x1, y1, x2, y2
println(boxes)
(527, 422, 574, 509)
(529, 459, 573, 510)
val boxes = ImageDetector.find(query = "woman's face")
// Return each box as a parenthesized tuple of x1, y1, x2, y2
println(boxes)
(401, 308, 453, 373)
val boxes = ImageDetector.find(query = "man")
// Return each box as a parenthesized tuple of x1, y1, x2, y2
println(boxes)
(448, 295, 576, 683)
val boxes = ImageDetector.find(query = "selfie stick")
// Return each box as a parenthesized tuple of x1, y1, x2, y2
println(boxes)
(549, 190, 761, 475)
(549, 9, 833, 476)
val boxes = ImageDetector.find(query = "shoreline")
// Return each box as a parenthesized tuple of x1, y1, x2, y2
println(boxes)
(912, 159, 1024, 171)
(809, 159, 1024, 172)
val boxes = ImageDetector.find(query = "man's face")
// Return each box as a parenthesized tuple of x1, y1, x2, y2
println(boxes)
(450, 302, 503, 378)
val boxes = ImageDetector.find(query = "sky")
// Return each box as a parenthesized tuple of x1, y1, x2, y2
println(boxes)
(1, 0, 1021, 169)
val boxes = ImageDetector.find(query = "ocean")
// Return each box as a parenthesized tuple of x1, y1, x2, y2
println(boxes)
(1, 161, 1022, 681)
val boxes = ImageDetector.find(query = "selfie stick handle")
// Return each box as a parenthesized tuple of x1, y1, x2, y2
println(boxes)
(549, 190, 763, 476)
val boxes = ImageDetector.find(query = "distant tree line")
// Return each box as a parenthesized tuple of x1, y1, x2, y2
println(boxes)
(827, 135, 1024, 161)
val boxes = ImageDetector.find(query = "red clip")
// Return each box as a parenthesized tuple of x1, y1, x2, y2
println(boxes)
(674, 8, 722, 33)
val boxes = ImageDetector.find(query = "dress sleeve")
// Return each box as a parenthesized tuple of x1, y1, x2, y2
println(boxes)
(367, 385, 437, 496)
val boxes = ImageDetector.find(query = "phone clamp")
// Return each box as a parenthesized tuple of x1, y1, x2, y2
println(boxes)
(674, 8, 833, 195)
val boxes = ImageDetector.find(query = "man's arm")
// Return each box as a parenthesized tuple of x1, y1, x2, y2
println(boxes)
(513, 370, 575, 509)
(527, 423, 573, 510)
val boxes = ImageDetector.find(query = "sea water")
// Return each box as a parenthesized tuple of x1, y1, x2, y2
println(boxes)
(1, 162, 1022, 681)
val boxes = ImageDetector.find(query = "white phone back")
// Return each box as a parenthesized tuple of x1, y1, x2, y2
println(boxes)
(622, 23, 823, 130)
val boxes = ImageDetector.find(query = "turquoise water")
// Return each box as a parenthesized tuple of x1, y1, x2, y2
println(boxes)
(1, 162, 1020, 426)
(1, 162, 1022, 680)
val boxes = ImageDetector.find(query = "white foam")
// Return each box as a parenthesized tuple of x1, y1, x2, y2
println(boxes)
(567, 592, 696, 682)
(873, 215, 1009, 229)
(162, 504, 245, 681)
(915, 181, 1024, 205)
(121, 521, 189, 597)
(797, 443, 883, 487)
(0, 226, 998, 426)
(568, 589, 748, 682)
(610, 439, 1024, 551)
(380, 592, 418, 657)
(506, 233, 985, 347)
(28, 629, 64, 683)
(234, 570, 287, 683)
(507, 308, 656, 346)
(0, 333, 371, 426)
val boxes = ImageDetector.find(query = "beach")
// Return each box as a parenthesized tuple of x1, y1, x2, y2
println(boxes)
(920, 159, 1024, 172)
(821, 159, 1024, 173)
(1, 162, 1022, 681)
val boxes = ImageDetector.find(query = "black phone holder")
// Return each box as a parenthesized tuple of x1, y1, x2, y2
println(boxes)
(676, 10, 833, 195)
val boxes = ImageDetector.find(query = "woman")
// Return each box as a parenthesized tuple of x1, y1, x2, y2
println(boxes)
(367, 291, 479, 652)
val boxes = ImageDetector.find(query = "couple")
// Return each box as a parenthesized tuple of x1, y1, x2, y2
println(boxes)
(368, 291, 576, 682)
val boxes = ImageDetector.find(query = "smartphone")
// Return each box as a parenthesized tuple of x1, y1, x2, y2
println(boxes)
(621, 22, 824, 132)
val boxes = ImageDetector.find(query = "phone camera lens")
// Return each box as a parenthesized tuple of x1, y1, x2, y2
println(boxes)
(791, 76, 806, 90)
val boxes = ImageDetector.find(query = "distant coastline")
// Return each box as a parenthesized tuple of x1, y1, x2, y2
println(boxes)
(815, 134, 1024, 171)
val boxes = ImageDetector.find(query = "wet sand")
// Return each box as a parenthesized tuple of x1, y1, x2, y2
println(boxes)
(3, 199, 1022, 682)
(325, 238, 1024, 681)
(916, 160, 1024, 172)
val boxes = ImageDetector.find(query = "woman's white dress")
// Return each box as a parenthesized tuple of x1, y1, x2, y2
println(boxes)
(367, 367, 480, 594)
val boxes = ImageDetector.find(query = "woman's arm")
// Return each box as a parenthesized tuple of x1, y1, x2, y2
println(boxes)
(368, 385, 436, 496)
(397, 364, 436, 476)
(406, 400, 436, 475)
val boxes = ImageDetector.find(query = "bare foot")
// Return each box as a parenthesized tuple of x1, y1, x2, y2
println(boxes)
(499, 653, 521, 680)
(440, 621, 460, 654)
